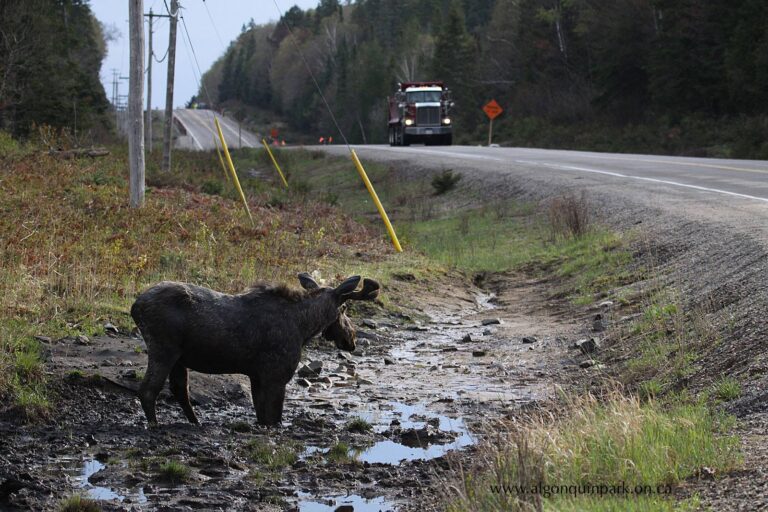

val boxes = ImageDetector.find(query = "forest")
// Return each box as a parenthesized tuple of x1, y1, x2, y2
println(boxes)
(201, 0, 768, 157)
(0, 0, 110, 139)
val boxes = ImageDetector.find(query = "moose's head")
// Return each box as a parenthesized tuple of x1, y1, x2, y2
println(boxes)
(297, 272, 380, 352)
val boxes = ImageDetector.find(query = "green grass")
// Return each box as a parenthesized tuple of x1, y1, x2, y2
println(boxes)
(326, 442, 353, 463)
(58, 494, 101, 512)
(399, 206, 634, 303)
(446, 392, 740, 511)
(714, 377, 742, 402)
(346, 417, 373, 433)
(157, 460, 191, 483)
(246, 438, 300, 469)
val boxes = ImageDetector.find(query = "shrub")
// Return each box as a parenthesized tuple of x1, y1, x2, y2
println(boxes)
(431, 169, 462, 195)
(548, 192, 591, 239)
(346, 417, 372, 433)
(201, 180, 223, 196)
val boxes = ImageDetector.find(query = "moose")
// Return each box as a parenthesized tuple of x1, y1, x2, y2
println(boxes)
(130, 273, 380, 426)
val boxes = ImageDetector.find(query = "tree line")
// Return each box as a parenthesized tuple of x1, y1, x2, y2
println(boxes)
(202, 0, 768, 157)
(0, 0, 110, 140)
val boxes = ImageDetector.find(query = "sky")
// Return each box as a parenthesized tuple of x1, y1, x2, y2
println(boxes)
(90, 0, 321, 109)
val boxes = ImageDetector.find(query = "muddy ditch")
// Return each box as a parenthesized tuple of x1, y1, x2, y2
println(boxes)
(0, 275, 590, 511)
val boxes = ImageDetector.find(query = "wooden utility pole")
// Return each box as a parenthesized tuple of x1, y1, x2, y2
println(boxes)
(161, 0, 178, 172)
(129, 0, 145, 207)
(144, 8, 171, 153)
(145, 8, 153, 152)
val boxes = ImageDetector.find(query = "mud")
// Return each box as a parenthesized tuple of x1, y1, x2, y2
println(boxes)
(0, 275, 585, 511)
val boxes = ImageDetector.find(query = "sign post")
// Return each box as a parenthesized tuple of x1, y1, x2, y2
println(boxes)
(482, 99, 503, 146)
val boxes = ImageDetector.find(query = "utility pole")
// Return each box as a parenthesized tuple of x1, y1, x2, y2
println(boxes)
(161, 0, 179, 172)
(144, 8, 171, 153)
(129, 0, 145, 208)
(145, 8, 153, 152)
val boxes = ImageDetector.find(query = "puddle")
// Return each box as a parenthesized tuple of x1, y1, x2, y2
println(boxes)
(297, 492, 395, 511)
(304, 402, 473, 465)
(57, 456, 147, 503)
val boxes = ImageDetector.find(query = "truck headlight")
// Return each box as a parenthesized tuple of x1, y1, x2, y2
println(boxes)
(442, 118, 451, 125)
(404, 119, 414, 126)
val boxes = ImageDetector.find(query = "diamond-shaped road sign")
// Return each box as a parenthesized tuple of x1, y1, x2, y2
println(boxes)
(483, 99, 503, 120)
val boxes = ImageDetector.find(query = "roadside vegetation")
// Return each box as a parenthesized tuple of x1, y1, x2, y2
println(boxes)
(0, 133, 390, 419)
(2, 137, 744, 511)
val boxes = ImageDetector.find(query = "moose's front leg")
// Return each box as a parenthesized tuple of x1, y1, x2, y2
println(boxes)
(254, 383, 287, 426)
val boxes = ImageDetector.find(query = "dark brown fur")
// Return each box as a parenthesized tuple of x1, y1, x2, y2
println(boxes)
(130, 273, 379, 426)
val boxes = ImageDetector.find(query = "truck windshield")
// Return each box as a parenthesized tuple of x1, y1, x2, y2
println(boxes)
(406, 91, 442, 103)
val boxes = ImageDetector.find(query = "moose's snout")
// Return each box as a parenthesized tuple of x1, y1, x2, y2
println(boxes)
(323, 313, 356, 352)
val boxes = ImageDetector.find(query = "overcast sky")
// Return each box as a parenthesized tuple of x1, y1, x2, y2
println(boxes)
(91, 0, 320, 109)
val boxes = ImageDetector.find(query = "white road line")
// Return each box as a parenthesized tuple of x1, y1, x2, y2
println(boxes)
(354, 145, 506, 162)
(515, 160, 768, 204)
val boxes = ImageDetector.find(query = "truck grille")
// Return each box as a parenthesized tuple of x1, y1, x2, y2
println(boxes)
(416, 107, 440, 126)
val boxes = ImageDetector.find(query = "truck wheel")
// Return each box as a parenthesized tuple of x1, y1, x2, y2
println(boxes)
(388, 127, 396, 146)
(401, 131, 410, 147)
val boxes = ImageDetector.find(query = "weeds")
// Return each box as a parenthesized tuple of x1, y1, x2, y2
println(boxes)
(548, 192, 591, 240)
(326, 442, 353, 463)
(247, 438, 299, 469)
(58, 494, 101, 512)
(714, 378, 741, 401)
(157, 460, 191, 483)
(445, 390, 740, 511)
(346, 417, 372, 433)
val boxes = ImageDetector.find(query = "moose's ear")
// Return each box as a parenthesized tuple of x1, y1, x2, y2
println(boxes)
(298, 272, 320, 290)
(334, 275, 361, 297)
(344, 278, 380, 301)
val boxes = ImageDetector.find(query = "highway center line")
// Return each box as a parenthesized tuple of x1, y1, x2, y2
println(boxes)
(515, 160, 768, 204)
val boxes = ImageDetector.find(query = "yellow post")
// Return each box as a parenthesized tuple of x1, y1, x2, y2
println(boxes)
(214, 117, 253, 225)
(350, 149, 403, 252)
(213, 136, 230, 182)
(261, 138, 289, 188)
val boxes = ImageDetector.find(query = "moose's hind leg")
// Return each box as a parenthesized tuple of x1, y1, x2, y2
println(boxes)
(138, 350, 178, 425)
(169, 362, 199, 424)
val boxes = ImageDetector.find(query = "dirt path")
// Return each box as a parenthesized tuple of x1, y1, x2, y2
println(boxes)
(0, 273, 586, 511)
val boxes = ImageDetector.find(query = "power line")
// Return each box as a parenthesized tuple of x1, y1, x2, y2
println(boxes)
(179, 12, 214, 107)
(270, 0, 351, 149)
(201, 0, 226, 50)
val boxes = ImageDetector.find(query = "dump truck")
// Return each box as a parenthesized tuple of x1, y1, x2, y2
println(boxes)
(388, 81, 453, 146)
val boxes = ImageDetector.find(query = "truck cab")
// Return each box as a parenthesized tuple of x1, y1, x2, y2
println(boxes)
(388, 81, 453, 146)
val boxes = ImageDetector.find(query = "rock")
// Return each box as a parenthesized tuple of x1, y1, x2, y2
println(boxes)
(441, 346, 458, 352)
(461, 334, 474, 343)
(384, 357, 395, 365)
(483, 329, 492, 336)
(76, 335, 90, 345)
(34, 335, 52, 344)
(315, 376, 332, 385)
(481, 318, 502, 326)
(592, 314, 606, 332)
(362, 319, 378, 329)
(400, 426, 455, 447)
(296, 378, 312, 388)
(522, 336, 537, 344)
(580, 359, 597, 368)
(698, 466, 716, 480)
(407, 325, 429, 332)
(598, 300, 614, 308)
(297, 361, 323, 378)
(337, 351, 354, 361)
(356, 377, 374, 385)
(574, 337, 600, 354)
(472, 350, 487, 357)
(104, 322, 119, 334)
(351, 348, 365, 357)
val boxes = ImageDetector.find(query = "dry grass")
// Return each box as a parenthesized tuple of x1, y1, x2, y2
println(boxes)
(0, 141, 389, 415)
(445, 389, 740, 511)
(548, 192, 591, 240)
